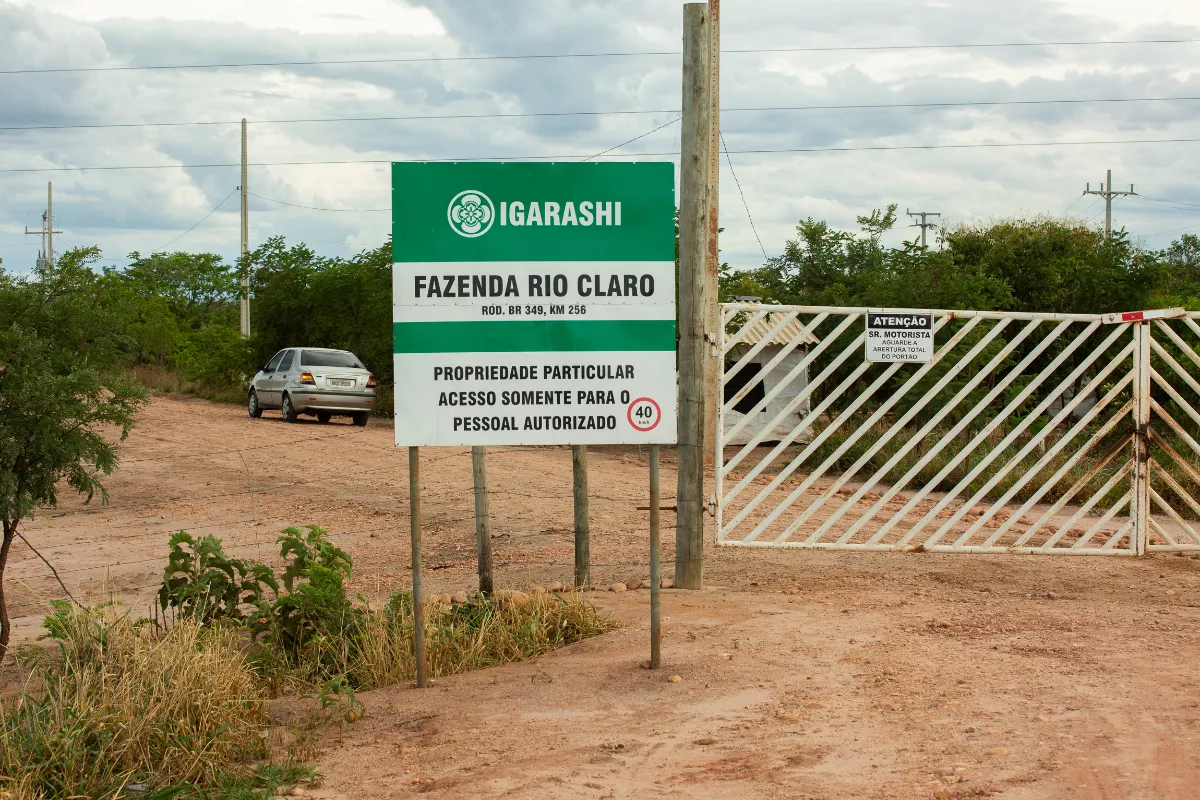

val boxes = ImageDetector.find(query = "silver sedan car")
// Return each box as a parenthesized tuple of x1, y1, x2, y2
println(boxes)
(248, 347, 376, 426)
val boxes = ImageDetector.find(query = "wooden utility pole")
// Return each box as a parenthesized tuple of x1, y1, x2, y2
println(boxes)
(676, 2, 713, 591)
(572, 445, 590, 587)
(471, 446, 494, 595)
(703, 0, 721, 466)
(239, 119, 251, 338)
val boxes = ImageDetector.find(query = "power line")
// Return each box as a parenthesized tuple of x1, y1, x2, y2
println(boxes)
(1138, 221, 1200, 238)
(1061, 194, 1086, 215)
(1077, 197, 1103, 219)
(152, 187, 238, 251)
(249, 191, 388, 212)
(721, 130, 767, 260)
(0, 109, 674, 132)
(1128, 194, 1200, 211)
(248, 118, 685, 209)
(581, 117, 680, 162)
(4, 95, 1199, 132)
(2, 37, 1196, 76)
(5, 135, 1200, 175)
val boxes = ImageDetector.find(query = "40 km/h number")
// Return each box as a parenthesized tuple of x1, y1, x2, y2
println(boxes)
(627, 397, 662, 432)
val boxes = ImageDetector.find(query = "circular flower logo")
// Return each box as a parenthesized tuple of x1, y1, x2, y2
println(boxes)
(447, 190, 495, 238)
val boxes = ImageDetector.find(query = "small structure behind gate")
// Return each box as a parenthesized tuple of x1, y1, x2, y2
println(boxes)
(715, 303, 1200, 555)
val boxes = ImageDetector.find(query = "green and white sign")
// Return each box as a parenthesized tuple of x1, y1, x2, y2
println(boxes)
(392, 162, 677, 447)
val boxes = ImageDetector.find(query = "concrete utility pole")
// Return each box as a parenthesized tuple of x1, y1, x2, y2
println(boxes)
(25, 182, 62, 275)
(906, 208, 941, 248)
(702, 0, 721, 466)
(239, 118, 251, 338)
(676, 2, 714, 591)
(1083, 169, 1135, 238)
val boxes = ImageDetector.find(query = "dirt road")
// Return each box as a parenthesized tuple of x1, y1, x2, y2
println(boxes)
(6, 396, 1200, 798)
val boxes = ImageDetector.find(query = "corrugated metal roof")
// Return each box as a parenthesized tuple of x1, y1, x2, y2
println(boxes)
(735, 313, 820, 347)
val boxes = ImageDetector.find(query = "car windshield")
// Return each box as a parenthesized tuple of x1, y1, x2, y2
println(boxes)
(300, 350, 364, 369)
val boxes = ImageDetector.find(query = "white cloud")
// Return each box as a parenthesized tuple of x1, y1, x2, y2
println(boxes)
(7, 0, 444, 36)
(1, 0, 1199, 278)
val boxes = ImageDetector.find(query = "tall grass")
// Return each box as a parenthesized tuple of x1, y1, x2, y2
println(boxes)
(254, 591, 618, 693)
(0, 525, 620, 799)
(354, 592, 618, 689)
(0, 605, 272, 799)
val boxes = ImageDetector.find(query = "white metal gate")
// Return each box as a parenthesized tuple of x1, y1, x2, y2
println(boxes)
(715, 303, 1200, 555)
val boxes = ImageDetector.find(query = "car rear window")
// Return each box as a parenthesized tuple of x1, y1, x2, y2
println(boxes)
(301, 349, 364, 369)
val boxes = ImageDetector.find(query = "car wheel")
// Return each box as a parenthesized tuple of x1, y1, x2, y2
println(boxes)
(282, 393, 299, 423)
(316, 412, 332, 424)
(248, 389, 262, 419)
(352, 412, 369, 427)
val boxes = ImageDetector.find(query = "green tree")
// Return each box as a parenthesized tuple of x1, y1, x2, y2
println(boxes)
(244, 236, 322, 366)
(943, 219, 1157, 314)
(1152, 233, 1200, 310)
(0, 247, 127, 368)
(245, 237, 394, 408)
(720, 205, 1010, 311)
(120, 251, 239, 330)
(0, 325, 146, 658)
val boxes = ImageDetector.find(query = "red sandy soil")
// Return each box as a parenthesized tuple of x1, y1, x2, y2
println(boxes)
(5, 396, 1200, 798)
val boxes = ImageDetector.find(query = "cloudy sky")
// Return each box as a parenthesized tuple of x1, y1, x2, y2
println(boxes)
(1, 0, 1199, 276)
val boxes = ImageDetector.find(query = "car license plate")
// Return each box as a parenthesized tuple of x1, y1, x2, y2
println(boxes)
(328, 378, 354, 388)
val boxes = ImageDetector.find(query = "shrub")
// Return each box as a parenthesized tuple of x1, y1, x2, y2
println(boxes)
(173, 325, 254, 389)
(153, 527, 618, 695)
(158, 531, 278, 624)
(248, 526, 363, 686)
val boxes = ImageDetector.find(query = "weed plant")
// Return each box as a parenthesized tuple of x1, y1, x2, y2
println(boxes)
(0, 527, 616, 798)
(0, 603, 308, 800)
(350, 591, 618, 690)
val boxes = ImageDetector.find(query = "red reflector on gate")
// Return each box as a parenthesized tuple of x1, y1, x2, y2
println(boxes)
(1101, 307, 1185, 324)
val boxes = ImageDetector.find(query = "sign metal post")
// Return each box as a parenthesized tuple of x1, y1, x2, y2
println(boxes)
(408, 446, 427, 688)
(649, 444, 661, 669)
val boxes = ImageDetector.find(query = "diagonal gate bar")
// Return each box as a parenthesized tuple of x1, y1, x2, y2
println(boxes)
(713, 304, 1200, 556)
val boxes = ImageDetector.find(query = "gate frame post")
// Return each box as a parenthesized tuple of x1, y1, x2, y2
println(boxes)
(1131, 321, 1151, 555)
(713, 303, 726, 544)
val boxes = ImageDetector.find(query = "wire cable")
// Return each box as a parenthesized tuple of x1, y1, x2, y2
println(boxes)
(1128, 194, 1200, 211)
(1138, 221, 1200, 238)
(2, 37, 1196, 75)
(151, 187, 238, 251)
(6, 135, 1200, 174)
(721, 130, 768, 260)
(581, 117, 680, 162)
(248, 191, 388, 212)
(1061, 194, 1086, 216)
(4, 95, 1198, 132)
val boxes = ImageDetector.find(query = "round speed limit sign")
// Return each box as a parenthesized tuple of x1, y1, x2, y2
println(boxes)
(626, 397, 662, 432)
